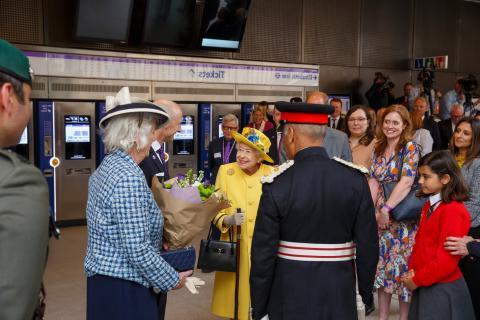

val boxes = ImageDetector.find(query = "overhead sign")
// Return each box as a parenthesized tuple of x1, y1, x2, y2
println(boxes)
(25, 51, 319, 87)
(414, 55, 448, 70)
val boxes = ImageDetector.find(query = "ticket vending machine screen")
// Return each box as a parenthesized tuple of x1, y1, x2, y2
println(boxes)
(173, 115, 194, 155)
(64, 115, 92, 160)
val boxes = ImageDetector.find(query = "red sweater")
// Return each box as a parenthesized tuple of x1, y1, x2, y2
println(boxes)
(409, 200, 471, 287)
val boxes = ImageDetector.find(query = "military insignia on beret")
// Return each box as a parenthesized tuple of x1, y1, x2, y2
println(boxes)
(227, 168, 235, 176)
(332, 157, 369, 174)
(261, 160, 294, 184)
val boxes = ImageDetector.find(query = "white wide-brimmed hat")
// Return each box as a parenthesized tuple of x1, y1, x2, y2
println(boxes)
(99, 87, 170, 129)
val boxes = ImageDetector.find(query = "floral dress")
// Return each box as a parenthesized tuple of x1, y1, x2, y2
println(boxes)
(370, 141, 420, 302)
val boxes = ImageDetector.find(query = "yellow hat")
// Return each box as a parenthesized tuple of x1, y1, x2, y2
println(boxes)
(232, 127, 273, 163)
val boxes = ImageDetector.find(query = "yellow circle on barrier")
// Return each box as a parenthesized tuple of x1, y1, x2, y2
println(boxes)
(49, 157, 60, 168)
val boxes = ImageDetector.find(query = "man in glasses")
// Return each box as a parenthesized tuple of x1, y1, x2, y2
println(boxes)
(208, 113, 239, 183)
(0, 39, 50, 320)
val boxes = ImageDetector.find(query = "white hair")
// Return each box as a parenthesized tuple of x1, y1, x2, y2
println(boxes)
(222, 113, 239, 126)
(451, 103, 464, 113)
(102, 113, 156, 153)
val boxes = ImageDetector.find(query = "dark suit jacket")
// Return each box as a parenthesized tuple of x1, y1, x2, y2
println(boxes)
(139, 147, 169, 188)
(208, 137, 237, 183)
(438, 119, 454, 150)
(423, 116, 442, 151)
(328, 117, 346, 131)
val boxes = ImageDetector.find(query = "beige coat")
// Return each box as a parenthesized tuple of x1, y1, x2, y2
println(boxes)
(211, 162, 273, 320)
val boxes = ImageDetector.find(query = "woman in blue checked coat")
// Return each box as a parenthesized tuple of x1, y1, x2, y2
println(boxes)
(84, 87, 192, 319)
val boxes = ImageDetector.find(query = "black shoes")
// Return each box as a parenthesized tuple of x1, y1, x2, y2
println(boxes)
(365, 302, 375, 316)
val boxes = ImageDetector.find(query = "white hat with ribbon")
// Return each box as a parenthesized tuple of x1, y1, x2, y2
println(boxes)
(99, 87, 170, 129)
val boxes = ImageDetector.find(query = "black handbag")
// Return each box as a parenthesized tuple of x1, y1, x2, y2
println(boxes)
(381, 147, 427, 221)
(197, 215, 237, 273)
(160, 246, 196, 271)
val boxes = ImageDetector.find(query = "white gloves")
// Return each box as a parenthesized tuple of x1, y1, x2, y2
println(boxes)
(223, 211, 245, 226)
(185, 277, 205, 294)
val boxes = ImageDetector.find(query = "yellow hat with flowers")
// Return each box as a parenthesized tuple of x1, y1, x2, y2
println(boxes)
(232, 127, 273, 163)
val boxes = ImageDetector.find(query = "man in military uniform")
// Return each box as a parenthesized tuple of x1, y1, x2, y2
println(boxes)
(0, 39, 50, 320)
(250, 102, 379, 320)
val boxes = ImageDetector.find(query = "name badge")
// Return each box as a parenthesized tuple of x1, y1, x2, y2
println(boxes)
(214, 152, 222, 159)
(155, 172, 165, 177)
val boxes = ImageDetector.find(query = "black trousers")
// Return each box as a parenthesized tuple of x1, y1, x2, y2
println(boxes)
(459, 226, 480, 320)
(157, 292, 167, 320)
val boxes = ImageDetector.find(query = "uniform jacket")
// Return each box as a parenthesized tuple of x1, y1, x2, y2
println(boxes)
(208, 137, 237, 183)
(211, 162, 274, 320)
(250, 147, 378, 320)
(139, 147, 169, 188)
(0, 150, 50, 320)
(323, 127, 353, 161)
(409, 201, 470, 287)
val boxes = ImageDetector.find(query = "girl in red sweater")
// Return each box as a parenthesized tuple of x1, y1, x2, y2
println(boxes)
(402, 150, 475, 320)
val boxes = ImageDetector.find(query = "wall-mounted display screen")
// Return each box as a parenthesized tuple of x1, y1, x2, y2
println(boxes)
(173, 115, 194, 155)
(199, 0, 251, 50)
(217, 116, 224, 138)
(19, 127, 28, 145)
(65, 115, 92, 160)
(143, 0, 195, 47)
(74, 0, 134, 42)
(328, 94, 352, 114)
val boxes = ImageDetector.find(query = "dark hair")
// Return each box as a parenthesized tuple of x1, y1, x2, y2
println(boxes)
(417, 150, 469, 203)
(330, 98, 342, 105)
(290, 97, 302, 103)
(449, 118, 480, 167)
(344, 104, 375, 146)
(0, 71, 25, 102)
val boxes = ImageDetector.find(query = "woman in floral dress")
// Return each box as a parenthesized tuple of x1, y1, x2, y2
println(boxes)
(368, 105, 421, 320)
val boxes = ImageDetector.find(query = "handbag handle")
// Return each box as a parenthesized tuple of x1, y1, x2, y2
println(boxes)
(205, 213, 235, 255)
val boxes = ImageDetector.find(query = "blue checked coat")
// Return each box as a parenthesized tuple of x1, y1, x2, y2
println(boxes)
(84, 149, 179, 291)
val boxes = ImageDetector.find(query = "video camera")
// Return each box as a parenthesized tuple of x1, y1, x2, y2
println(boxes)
(459, 74, 478, 94)
(374, 72, 395, 91)
(417, 69, 435, 91)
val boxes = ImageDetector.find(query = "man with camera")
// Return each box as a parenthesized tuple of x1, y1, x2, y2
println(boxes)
(408, 70, 437, 114)
(365, 72, 395, 111)
(440, 78, 465, 120)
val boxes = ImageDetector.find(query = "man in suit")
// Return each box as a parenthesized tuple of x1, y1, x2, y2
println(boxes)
(0, 39, 50, 320)
(250, 102, 378, 320)
(438, 104, 464, 150)
(264, 106, 288, 165)
(208, 113, 239, 183)
(139, 99, 183, 188)
(394, 82, 413, 109)
(328, 98, 346, 131)
(307, 91, 352, 161)
(138, 99, 182, 320)
(413, 96, 442, 150)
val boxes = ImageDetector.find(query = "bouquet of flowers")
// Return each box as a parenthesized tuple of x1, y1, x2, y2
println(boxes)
(152, 170, 230, 249)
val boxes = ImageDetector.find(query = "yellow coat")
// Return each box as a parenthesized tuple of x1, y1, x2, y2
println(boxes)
(211, 162, 274, 320)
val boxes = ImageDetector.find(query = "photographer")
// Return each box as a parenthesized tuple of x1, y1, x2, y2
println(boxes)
(409, 69, 437, 114)
(440, 78, 465, 120)
(365, 72, 395, 111)
(458, 74, 479, 118)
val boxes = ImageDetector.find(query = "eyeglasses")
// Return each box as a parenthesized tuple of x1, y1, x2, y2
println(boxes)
(347, 117, 367, 123)
(222, 125, 238, 131)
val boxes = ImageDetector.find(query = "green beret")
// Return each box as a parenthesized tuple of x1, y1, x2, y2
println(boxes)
(0, 39, 32, 85)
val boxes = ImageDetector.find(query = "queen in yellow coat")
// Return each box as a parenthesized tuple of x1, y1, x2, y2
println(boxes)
(211, 128, 275, 320)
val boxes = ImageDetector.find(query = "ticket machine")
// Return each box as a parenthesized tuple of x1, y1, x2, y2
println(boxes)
(5, 103, 34, 162)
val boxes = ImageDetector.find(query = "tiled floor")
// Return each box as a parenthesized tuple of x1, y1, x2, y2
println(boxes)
(43, 226, 400, 319)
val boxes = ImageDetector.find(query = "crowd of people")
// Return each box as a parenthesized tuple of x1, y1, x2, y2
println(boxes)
(1, 38, 480, 320)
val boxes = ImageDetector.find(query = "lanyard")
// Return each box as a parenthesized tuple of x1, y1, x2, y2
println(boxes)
(223, 140, 235, 164)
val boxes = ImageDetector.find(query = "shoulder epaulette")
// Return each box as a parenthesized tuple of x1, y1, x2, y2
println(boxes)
(332, 157, 369, 174)
(261, 160, 294, 184)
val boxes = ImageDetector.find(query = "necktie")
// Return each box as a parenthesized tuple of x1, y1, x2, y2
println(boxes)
(332, 119, 337, 129)
(427, 200, 440, 217)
